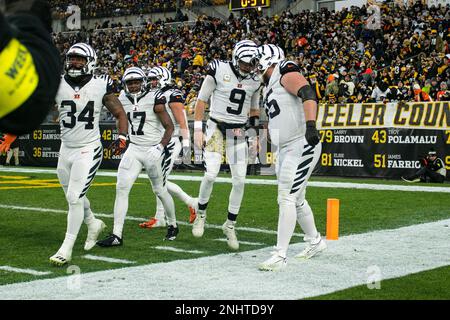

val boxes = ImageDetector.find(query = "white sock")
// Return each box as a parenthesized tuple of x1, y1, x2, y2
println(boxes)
(157, 188, 177, 226)
(275, 201, 297, 258)
(198, 175, 215, 210)
(59, 233, 77, 256)
(60, 199, 83, 256)
(113, 187, 130, 239)
(83, 197, 95, 225)
(296, 200, 319, 242)
(155, 196, 165, 221)
(225, 219, 236, 227)
(167, 181, 193, 206)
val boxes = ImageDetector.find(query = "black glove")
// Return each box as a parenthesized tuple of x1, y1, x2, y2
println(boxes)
(108, 133, 128, 156)
(305, 120, 320, 146)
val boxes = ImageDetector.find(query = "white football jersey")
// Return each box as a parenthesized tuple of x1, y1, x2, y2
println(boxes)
(160, 86, 187, 137)
(206, 60, 261, 124)
(262, 60, 306, 147)
(119, 89, 165, 147)
(56, 75, 113, 148)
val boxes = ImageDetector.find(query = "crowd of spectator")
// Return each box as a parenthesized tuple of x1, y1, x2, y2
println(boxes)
(51, 0, 179, 19)
(51, 1, 450, 122)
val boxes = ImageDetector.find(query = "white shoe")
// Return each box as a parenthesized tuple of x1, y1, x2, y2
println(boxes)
(295, 237, 327, 260)
(84, 219, 106, 251)
(259, 251, 287, 271)
(192, 214, 206, 238)
(222, 222, 239, 250)
(49, 251, 71, 266)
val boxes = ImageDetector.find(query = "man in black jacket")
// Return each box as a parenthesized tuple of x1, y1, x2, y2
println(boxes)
(402, 149, 447, 183)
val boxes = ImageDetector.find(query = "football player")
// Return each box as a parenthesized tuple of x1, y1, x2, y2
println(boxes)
(255, 44, 326, 271)
(49, 43, 129, 266)
(192, 40, 261, 250)
(138, 66, 197, 229)
(96, 66, 177, 246)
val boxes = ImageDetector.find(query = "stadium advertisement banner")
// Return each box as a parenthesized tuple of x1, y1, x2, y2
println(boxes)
(10, 102, 450, 179)
(314, 102, 449, 178)
(16, 125, 124, 169)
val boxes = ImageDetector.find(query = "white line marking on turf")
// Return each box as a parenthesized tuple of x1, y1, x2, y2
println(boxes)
(1, 167, 448, 193)
(82, 255, 136, 264)
(0, 218, 449, 299)
(0, 266, 51, 276)
(213, 239, 265, 246)
(0, 204, 302, 236)
(152, 246, 204, 254)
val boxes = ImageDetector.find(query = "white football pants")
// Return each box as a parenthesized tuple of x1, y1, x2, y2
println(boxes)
(113, 143, 176, 238)
(274, 137, 321, 257)
(198, 119, 248, 217)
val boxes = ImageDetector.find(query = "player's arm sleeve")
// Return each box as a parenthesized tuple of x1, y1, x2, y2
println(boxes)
(169, 90, 185, 104)
(205, 60, 219, 83)
(105, 75, 115, 95)
(197, 75, 216, 102)
(154, 90, 167, 106)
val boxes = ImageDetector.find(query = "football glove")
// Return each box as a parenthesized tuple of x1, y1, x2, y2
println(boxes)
(148, 144, 164, 162)
(0, 133, 17, 153)
(305, 120, 320, 147)
(108, 133, 128, 156)
(181, 138, 191, 164)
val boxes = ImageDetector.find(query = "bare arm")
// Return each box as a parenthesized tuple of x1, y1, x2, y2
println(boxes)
(281, 72, 317, 122)
(169, 102, 189, 141)
(154, 103, 174, 147)
(103, 93, 128, 135)
(194, 99, 207, 122)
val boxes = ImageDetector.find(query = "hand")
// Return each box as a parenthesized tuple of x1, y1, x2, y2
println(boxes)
(182, 139, 191, 164)
(148, 144, 164, 162)
(305, 121, 320, 147)
(108, 133, 128, 156)
(0, 133, 17, 153)
(194, 129, 204, 150)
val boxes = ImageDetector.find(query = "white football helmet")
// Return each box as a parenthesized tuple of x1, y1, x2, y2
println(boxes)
(122, 67, 147, 99)
(255, 44, 285, 76)
(232, 39, 259, 77)
(65, 43, 97, 77)
(147, 66, 172, 90)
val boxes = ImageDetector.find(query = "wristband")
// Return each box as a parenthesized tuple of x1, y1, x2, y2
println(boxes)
(119, 133, 128, 140)
(182, 139, 190, 147)
(194, 121, 203, 130)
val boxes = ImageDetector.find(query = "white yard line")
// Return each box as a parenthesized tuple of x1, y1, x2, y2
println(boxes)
(213, 239, 265, 246)
(1, 167, 448, 193)
(0, 218, 449, 300)
(152, 246, 205, 254)
(0, 266, 51, 276)
(82, 255, 136, 264)
(0, 204, 302, 237)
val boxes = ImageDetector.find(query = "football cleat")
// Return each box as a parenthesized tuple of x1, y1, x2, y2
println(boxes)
(222, 222, 239, 250)
(139, 217, 167, 229)
(295, 237, 327, 260)
(401, 176, 420, 183)
(84, 219, 106, 251)
(259, 251, 287, 271)
(49, 251, 71, 267)
(192, 214, 206, 238)
(164, 225, 179, 241)
(96, 234, 123, 247)
(188, 206, 197, 224)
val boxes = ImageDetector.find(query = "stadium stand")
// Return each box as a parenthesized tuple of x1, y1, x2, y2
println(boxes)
(50, 1, 449, 121)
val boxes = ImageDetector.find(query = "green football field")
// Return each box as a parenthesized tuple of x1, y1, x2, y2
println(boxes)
(0, 168, 449, 299)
